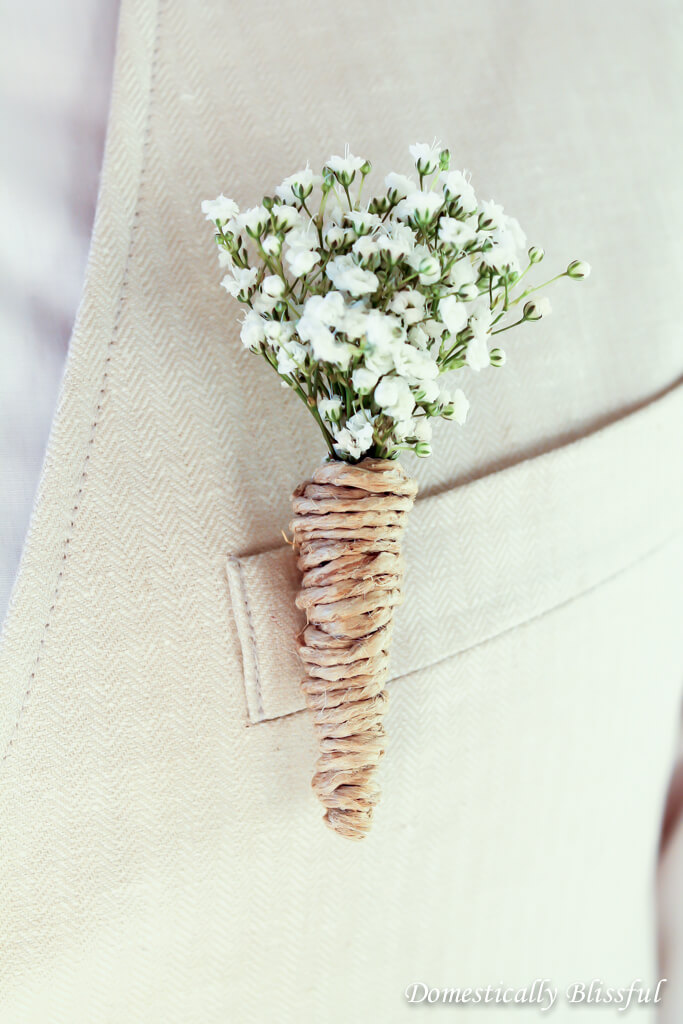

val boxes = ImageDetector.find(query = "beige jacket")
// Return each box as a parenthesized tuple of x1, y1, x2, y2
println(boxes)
(1, 1, 682, 1021)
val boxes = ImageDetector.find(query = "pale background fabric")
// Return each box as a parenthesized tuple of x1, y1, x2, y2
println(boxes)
(0, 0, 682, 1021)
(0, 0, 118, 615)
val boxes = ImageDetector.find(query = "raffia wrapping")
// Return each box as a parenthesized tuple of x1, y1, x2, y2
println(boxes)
(290, 457, 418, 839)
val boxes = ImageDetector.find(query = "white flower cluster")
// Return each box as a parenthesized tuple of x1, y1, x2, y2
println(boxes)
(202, 142, 589, 462)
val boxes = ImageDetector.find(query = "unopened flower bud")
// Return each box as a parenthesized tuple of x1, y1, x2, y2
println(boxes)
(528, 246, 544, 264)
(439, 149, 451, 171)
(360, 160, 372, 176)
(415, 441, 432, 458)
(566, 259, 591, 279)
(489, 347, 506, 366)
(262, 234, 282, 256)
(292, 181, 314, 200)
(523, 296, 552, 320)
(324, 226, 346, 249)
(368, 196, 390, 215)
(458, 283, 479, 301)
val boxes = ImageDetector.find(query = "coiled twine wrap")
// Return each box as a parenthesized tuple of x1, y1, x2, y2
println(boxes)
(291, 457, 418, 839)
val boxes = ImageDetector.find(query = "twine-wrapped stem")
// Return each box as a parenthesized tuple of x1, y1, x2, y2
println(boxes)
(291, 458, 418, 840)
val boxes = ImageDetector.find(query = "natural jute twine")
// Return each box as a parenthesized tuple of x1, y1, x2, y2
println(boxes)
(291, 457, 418, 840)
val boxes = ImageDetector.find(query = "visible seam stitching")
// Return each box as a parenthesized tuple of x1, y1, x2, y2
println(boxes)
(2, 0, 165, 761)
(248, 527, 683, 726)
(234, 558, 265, 721)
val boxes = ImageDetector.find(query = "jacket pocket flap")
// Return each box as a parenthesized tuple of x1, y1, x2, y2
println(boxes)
(227, 384, 683, 724)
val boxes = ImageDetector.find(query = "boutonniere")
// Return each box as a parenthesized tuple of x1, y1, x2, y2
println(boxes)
(203, 141, 589, 839)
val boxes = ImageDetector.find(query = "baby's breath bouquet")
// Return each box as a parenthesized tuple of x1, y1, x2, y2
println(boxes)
(204, 142, 589, 839)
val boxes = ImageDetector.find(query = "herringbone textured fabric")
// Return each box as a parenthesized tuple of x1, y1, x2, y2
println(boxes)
(0, 0, 682, 1021)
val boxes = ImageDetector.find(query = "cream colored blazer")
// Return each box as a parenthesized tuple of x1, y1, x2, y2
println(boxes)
(1, 1, 682, 1021)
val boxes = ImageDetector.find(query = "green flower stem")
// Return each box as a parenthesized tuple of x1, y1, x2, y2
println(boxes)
(509, 272, 567, 306)
(491, 316, 526, 335)
(262, 349, 337, 458)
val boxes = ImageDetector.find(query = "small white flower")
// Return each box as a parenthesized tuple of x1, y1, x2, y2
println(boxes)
(236, 205, 270, 236)
(375, 375, 415, 421)
(270, 204, 301, 233)
(276, 340, 307, 375)
(447, 257, 477, 291)
(422, 318, 447, 340)
(326, 152, 366, 174)
(466, 334, 490, 371)
(297, 295, 353, 368)
(352, 235, 380, 262)
(334, 409, 375, 459)
(202, 194, 239, 222)
(440, 171, 477, 212)
(393, 417, 417, 441)
(351, 366, 380, 394)
(407, 325, 430, 349)
(275, 164, 320, 203)
(346, 409, 375, 441)
(439, 294, 468, 336)
(264, 320, 295, 346)
(318, 396, 343, 422)
(377, 223, 415, 262)
(438, 217, 476, 249)
(333, 428, 357, 458)
(217, 248, 234, 269)
(468, 299, 494, 340)
(306, 292, 347, 330)
(481, 244, 518, 274)
(479, 199, 506, 231)
(326, 255, 379, 297)
(221, 266, 258, 298)
(345, 209, 383, 235)
(239, 310, 266, 350)
(261, 274, 286, 298)
(389, 289, 425, 325)
(365, 310, 404, 351)
(417, 378, 440, 402)
(342, 303, 369, 341)
(452, 388, 469, 424)
(251, 291, 278, 315)
(285, 247, 320, 277)
(285, 224, 318, 251)
(385, 172, 417, 199)
(407, 246, 441, 285)
(413, 418, 432, 442)
(261, 234, 282, 256)
(325, 151, 367, 184)
(324, 225, 346, 249)
(409, 141, 442, 175)
(396, 190, 444, 224)
(392, 344, 439, 380)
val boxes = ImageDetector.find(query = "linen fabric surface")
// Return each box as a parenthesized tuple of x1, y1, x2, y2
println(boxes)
(1, 1, 682, 1021)
(0, 0, 118, 616)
